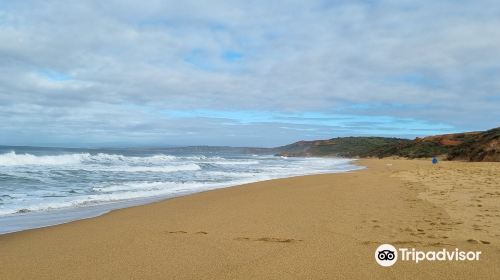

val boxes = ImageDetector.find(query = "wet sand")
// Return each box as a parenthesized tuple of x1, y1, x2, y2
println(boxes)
(0, 159, 499, 279)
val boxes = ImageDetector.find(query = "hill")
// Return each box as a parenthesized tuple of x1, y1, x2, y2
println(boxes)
(275, 127, 500, 162)
(276, 137, 411, 157)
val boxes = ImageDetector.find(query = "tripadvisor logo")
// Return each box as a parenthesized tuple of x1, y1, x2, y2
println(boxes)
(375, 244, 398, 267)
(375, 244, 482, 267)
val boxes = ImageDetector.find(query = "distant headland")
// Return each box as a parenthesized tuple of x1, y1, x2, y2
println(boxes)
(274, 127, 500, 162)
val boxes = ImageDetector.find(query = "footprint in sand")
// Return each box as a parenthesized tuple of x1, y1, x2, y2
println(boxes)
(467, 239, 490, 244)
(235, 237, 303, 243)
(401, 227, 413, 232)
(164, 231, 208, 235)
(165, 231, 188, 234)
(427, 242, 454, 247)
(472, 224, 483, 231)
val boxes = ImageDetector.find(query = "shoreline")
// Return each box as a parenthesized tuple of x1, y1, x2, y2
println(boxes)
(0, 160, 364, 235)
(1, 159, 499, 279)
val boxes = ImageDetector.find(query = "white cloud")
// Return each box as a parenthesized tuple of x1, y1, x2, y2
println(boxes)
(0, 0, 499, 146)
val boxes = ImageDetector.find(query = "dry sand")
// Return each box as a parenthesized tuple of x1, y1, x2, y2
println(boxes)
(0, 159, 499, 279)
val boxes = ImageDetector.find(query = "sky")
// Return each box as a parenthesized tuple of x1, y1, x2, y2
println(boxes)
(0, 0, 499, 147)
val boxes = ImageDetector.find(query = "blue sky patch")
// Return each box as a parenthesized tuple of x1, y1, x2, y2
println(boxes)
(38, 69, 72, 82)
(222, 50, 244, 62)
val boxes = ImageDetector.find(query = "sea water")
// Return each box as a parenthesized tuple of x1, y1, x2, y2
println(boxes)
(0, 146, 363, 234)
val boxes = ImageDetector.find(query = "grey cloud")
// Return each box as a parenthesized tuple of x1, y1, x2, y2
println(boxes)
(0, 0, 499, 146)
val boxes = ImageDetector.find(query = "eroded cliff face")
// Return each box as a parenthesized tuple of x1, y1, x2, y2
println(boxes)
(446, 129, 500, 162)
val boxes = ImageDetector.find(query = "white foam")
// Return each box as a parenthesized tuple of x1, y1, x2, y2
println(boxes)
(0, 152, 89, 166)
(104, 163, 201, 173)
(0, 181, 224, 215)
(92, 181, 197, 192)
(0, 153, 364, 233)
(209, 160, 260, 165)
(85, 153, 178, 164)
(0, 152, 181, 167)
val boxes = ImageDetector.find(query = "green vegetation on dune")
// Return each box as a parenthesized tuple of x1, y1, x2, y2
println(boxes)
(366, 139, 451, 158)
(276, 137, 410, 157)
(276, 127, 500, 162)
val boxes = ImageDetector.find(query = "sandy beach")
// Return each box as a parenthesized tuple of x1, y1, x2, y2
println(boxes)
(1, 159, 499, 279)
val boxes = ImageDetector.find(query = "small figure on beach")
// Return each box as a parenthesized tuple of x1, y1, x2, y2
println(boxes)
(432, 157, 438, 164)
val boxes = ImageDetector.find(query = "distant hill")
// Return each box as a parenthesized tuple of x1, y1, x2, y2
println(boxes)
(275, 127, 500, 162)
(276, 137, 411, 158)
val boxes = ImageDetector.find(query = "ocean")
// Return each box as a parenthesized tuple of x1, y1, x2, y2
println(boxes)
(0, 146, 362, 234)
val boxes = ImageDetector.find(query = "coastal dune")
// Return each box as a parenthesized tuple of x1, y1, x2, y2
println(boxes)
(0, 159, 499, 279)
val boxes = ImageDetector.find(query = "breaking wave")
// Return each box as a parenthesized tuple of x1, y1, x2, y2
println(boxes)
(0, 148, 363, 233)
(0, 152, 180, 166)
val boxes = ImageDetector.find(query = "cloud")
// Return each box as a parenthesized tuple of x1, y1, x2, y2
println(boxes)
(0, 0, 499, 146)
